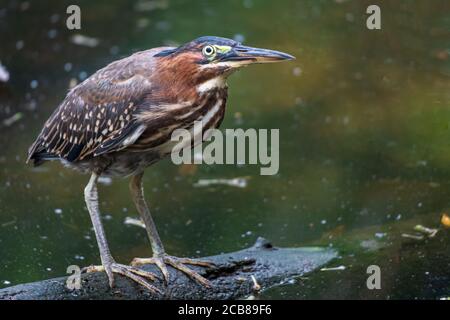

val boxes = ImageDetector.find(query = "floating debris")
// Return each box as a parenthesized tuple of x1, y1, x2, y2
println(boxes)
(70, 34, 99, 48)
(97, 176, 112, 186)
(360, 239, 382, 251)
(374, 232, 387, 239)
(1, 219, 16, 227)
(193, 177, 249, 188)
(30, 79, 38, 89)
(0, 61, 9, 82)
(124, 217, 145, 229)
(441, 213, 450, 228)
(2, 112, 23, 127)
(401, 233, 424, 241)
(414, 225, 438, 238)
(69, 78, 78, 89)
(3, 280, 11, 285)
(251, 275, 261, 291)
(54, 208, 63, 215)
(320, 265, 346, 271)
(64, 62, 72, 72)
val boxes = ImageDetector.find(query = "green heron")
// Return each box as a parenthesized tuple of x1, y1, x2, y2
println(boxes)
(27, 36, 294, 292)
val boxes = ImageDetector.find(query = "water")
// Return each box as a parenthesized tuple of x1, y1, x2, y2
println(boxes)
(0, 0, 449, 299)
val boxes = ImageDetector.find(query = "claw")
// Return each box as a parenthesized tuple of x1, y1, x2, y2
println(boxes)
(83, 262, 161, 294)
(131, 255, 213, 287)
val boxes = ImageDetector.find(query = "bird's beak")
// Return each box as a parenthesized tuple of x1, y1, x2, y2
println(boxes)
(221, 44, 295, 66)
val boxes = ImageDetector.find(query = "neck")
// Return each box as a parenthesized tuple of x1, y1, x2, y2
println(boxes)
(197, 76, 227, 94)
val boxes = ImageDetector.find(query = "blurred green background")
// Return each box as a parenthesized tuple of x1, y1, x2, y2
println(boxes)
(0, 0, 449, 299)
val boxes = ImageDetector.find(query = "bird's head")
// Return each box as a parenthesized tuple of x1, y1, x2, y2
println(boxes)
(154, 36, 295, 85)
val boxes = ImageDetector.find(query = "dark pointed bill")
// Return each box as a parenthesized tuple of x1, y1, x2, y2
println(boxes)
(224, 45, 295, 64)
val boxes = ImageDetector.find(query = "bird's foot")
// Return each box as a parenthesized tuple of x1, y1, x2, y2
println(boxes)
(131, 255, 214, 287)
(83, 262, 161, 294)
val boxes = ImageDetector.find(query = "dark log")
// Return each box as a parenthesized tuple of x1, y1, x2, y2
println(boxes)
(0, 237, 337, 300)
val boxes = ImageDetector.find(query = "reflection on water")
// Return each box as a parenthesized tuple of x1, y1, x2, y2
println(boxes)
(0, 0, 449, 299)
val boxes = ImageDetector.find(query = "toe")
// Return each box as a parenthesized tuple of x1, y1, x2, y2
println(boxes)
(179, 258, 215, 268)
(166, 258, 212, 288)
(131, 257, 154, 267)
(126, 265, 159, 281)
(154, 259, 170, 284)
(112, 264, 162, 294)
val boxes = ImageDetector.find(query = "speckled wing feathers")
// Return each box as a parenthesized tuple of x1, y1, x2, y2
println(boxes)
(27, 50, 166, 164)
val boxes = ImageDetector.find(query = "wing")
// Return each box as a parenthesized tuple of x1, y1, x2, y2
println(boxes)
(28, 48, 172, 165)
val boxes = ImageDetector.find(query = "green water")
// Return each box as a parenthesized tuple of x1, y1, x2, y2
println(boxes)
(0, 0, 449, 299)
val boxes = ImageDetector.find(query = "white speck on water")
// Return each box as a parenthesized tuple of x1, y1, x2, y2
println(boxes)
(233, 34, 245, 43)
(30, 80, 38, 89)
(47, 29, 57, 39)
(292, 67, 302, 76)
(417, 202, 423, 208)
(0, 62, 10, 82)
(375, 232, 387, 239)
(321, 219, 327, 225)
(46, 267, 52, 272)
(241, 231, 253, 238)
(74, 255, 85, 260)
(64, 62, 72, 72)
(98, 176, 112, 186)
(16, 40, 24, 50)
(103, 214, 112, 221)
(78, 71, 87, 80)
(54, 208, 63, 215)
(3, 280, 11, 285)
(342, 116, 350, 125)
(396, 214, 402, 221)
(345, 12, 355, 22)
(71, 34, 99, 48)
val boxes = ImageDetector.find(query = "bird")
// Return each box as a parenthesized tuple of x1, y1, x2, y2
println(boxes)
(27, 36, 294, 292)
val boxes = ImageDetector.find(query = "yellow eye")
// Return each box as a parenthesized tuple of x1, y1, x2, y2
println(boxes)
(202, 45, 216, 57)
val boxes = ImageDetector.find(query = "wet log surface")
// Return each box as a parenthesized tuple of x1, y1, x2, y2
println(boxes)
(0, 237, 337, 300)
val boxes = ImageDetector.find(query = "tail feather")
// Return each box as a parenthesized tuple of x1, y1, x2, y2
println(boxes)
(29, 151, 59, 166)
(27, 138, 59, 166)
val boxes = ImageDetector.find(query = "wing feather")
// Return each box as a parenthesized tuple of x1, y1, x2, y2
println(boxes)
(27, 50, 167, 165)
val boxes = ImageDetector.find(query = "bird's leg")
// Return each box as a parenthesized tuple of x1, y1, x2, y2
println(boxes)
(129, 172, 214, 287)
(83, 172, 160, 293)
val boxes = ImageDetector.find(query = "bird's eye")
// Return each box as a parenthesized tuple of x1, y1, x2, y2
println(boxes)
(202, 45, 216, 57)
